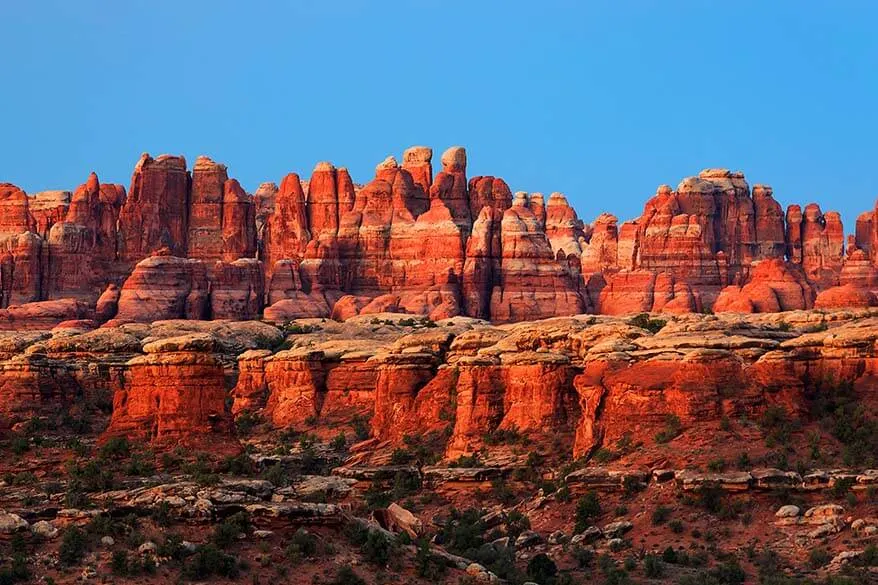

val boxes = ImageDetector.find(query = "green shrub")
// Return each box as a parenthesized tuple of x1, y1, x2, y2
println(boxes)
(760, 405, 796, 447)
(235, 410, 262, 435)
(450, 453, 481, 467)
(592, 447, 620, 463)
(810, 380, 878, 467)
(361, 530, 394, 566)
(707, 458, 727, 472)
(157, 533, 188, 561)
(855, 544, 878, 567)
(696, 484, 725, 514)
(655, 414, 683, 444)
(111, 550, 129, 576)
(100, 436, 131, 459)
(644, 554, 664, 578)
(491, 476, 516, 506)
(435, 508, 485, 556)
(505, 510, 530, 540)
(59, 527, 87, 565)
(352, 416, 370, 441)
(285, 528, 319, 561)
(574, 491, 601, 533)
(332, 565, 367, 585)
(414, 538, 447, 579)
(573, 545, 594, 568)
(67, 460, 116, 492)
(629, 313, 666, 334)
(526, 553, 557, 584)
(330, 432, 347, 450)
(809, 547, 831, 569)
(10, 436, 30, 456)
(652, 505, 672, 525)
(212, 512, 250, 548)
(483, 425, 523, 446)
(622, 475, 645, 496)
(182, 544, 239, 579)
(0, 539, 30, 584)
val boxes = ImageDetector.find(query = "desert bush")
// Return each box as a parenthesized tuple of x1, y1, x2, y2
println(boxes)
(59, 527, 88, 565)
(655, 414, 683, 443)
(629, 313, 666, 334)
(575, 491, 602, 533)
(652, 505, 672, 525)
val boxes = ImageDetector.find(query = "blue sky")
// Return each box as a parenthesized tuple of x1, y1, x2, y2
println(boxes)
(2, 1, 876, 229)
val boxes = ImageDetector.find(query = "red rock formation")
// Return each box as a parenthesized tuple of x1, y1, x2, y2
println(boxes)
(210, 258, 264, 320)
(429, 147, 471, 231)
(580, 213, 618, 273)
(467, 175, 512, 220)
(330, 295, 371, 321)
(371, 353, 438, 442)
(0, 184, 35, 239)
(307, 162, 341, 241)
(573, 351, 747, 457)
(615, 221, 639, 271)
(402, 146, 433, 202)
(234, 345, 380, 427)
(221, 179, 257, 262)
(253, 181, 278, 239)
(635, 183, 721, 285)
(2, 148, 876, 322)
(116, 254, 209, 322)
(799, 204, 844, 288)
(0, 299, 92, 330)
(43, 173, 123, 303)
(838, 249, 878, 289)
(714, 259, 814, 313)
(786, 204, 803, 264)
(699, 169, 756, 269)
(855, 211, 873, 255)
(264, 259, 333, 322)
(597, 271, 657, 315)
(262, 349, 327, 426)
(230, 349, 273, 415)
(752, 184, 786, 259)
(105, 349, 234, 448)
(596, 271, 697, 315)
(489, 193, 584, 322)
(1, 232, 42, 307)
(187, 156, 229, 261)
(29, 190, 71, 237)
(462, 208, 503, 319)
(118, 154, 190, 261)
(95, 284, 121, 322)
(263, 173, 310, 272)
(0, 353, 81, 421)
(545, 193, 585, 259)
(814, 284, 876, 309)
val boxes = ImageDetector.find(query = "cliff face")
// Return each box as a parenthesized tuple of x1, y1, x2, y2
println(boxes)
(3, 309, 877, 457)
(1, 145, 877, 327)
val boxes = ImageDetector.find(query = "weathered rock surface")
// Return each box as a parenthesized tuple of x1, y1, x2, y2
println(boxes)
(2, 148, 877, 322)
(116, 254, 209, 322)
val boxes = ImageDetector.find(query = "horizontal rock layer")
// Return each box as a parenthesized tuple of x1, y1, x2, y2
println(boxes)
(3, 309, 877, 454)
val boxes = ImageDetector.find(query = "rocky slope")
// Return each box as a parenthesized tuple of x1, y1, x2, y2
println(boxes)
(3, 146, 878, 327)
(0, 310, 876, 583)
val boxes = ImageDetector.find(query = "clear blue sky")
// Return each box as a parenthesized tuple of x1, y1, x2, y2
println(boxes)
(2, 1, 876, 229)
